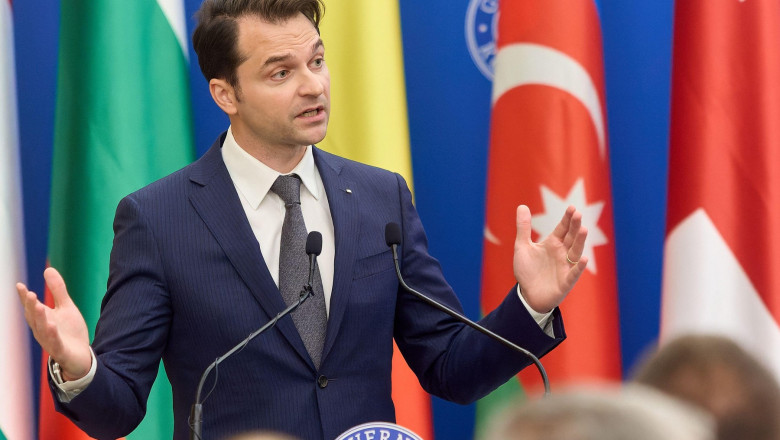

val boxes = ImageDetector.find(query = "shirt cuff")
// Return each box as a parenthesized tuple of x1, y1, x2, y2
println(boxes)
(49, 348, 97, 403)
(517, 285, 555, 337)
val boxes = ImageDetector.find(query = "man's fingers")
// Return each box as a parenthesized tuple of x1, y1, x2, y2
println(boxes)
(17, 283, 40, 324)
(515, 205, 533, 245)
(551, 205, 576, 241)
(17, 285, 63, 354)
(15, 282, 35, 306)
(567, 224, 588, 261)
(15, 282, 27, 299)
(44, 267, 72, 308)
(563, 211, 583, 249)
(565, 256, 589, 288)
(16, 282, 30, 308)
(30, 301, 50, 339)
(17, 271, 78, 361)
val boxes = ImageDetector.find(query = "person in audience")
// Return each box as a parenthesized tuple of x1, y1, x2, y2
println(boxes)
(224, 431, 301, 440)
(481, 384, 714, 440)
(632, 334, 780, 440)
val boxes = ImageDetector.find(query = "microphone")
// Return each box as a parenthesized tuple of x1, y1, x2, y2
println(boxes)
(189, 231, 323, 440)
(384, 222, 550, 395)
(306, 231, 322, 287)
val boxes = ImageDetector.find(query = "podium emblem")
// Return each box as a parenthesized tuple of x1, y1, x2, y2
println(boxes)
(335, 421, 424, 440)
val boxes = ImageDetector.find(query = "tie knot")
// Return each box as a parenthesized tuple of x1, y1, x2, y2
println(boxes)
(271, 174, 302, 206)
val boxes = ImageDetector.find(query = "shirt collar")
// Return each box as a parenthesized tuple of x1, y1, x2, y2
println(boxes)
(221, 127, 321, 209)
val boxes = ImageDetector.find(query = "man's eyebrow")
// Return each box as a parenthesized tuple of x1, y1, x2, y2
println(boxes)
(262, 53, 292, 68)
(312, 38, 324, 54)
(261, 39, 325, 68)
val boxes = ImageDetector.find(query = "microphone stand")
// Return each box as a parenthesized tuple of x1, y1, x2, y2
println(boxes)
(190, 232, 323, 440)
(386, 225, 550, 396)
(189, 286, 314, 440)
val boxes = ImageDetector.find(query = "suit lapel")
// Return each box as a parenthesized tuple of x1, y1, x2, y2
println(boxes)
(187, 137, 311, 366)
(314, 148, 361, 362)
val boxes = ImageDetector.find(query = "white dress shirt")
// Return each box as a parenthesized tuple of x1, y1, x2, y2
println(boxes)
(221, 128, 336, 315)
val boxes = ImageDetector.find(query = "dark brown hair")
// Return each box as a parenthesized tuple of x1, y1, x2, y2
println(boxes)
(192, 0, 325, 88)
(633, 335, 780, 440)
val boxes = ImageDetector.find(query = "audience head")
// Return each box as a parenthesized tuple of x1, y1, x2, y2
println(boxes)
(481, 384, 714, 440)
(633, 333, 780, 440)
(222, 431, 301, 440)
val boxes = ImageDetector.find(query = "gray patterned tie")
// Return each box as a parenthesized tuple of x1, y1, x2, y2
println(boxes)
(270, 174, 327, 368)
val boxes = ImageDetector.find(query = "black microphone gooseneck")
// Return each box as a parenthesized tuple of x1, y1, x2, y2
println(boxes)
(189, 231, 323, 440)
(384, 222, 550, 396)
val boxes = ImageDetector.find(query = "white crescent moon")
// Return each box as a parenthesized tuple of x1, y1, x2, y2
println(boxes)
(484, 226, 501, 245)
(491, 43, 606, 158)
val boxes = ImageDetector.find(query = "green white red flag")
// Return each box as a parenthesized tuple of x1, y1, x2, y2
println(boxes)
(40, 1, 194, 438)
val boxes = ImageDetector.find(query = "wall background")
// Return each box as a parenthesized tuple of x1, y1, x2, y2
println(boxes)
(13, 0, 674, 438)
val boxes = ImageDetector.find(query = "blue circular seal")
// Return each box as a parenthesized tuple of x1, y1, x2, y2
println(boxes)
(465, 0, 499, 80)
(335, 421, 425, 440)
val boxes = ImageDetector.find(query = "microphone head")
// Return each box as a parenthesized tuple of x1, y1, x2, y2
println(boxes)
(385, 222, 402, 247)
(306, 231, 323, 256)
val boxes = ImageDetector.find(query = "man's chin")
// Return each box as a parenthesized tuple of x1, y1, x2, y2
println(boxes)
(305, 128, 328, 146)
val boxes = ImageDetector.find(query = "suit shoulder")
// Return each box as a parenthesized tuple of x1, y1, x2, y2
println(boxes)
(120, 157, 202, 206)
(313, 147, 406, 186)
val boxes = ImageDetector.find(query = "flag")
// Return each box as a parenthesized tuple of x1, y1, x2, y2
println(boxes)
(318, 2, 432, 438)
(661, 0, 780, 376)
(0, 2, 35, 439)
(478, 0, 620, 432)
(41, 0, 194, 438)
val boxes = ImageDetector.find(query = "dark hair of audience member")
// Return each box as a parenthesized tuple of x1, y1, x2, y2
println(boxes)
(633, 334, 780, 440)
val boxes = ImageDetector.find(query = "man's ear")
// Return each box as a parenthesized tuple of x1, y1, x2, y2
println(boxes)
(209, 78, 239, 115)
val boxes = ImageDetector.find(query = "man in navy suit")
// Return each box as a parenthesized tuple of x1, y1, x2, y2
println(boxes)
(17, 0, 589, 439)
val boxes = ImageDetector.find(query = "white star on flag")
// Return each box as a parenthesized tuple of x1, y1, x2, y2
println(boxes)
(531, 178, 607, 274)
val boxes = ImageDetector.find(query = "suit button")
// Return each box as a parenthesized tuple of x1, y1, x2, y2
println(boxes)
(317, 375, 328, 388)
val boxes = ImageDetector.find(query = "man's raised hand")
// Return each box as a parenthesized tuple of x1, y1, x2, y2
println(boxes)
(512, 205, 588, 314)
(16, 267, 92, 381)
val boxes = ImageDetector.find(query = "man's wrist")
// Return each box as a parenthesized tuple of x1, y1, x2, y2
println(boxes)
(517, 285, 554, 327)
(49, 349, 96, 385)
(61, 366, 89, 382)
(49, 349, 97, 402)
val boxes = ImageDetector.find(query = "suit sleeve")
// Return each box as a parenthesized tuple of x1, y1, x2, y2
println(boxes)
(52, 194, 171, 439)
(391, 174, 565, 404)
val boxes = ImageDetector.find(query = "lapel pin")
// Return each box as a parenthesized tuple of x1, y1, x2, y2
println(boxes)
(345, 188, 352, 194)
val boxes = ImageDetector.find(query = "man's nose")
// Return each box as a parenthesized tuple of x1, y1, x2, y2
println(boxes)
(298, 69, 326, 96)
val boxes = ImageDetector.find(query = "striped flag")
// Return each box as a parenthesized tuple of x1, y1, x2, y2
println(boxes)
(40, 0, 194, 438)
(661, 0, 780, 377)
(478, 0, 620, 432)
(0, 1, 34, 439)
(318, 1, 432, 438)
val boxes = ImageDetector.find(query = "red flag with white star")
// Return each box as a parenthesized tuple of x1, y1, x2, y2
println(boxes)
(479, 0, 621, 401)
(661, 0, 780, 376)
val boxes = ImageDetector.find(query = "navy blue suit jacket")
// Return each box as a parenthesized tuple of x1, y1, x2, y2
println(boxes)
(53, 133, 565, 440)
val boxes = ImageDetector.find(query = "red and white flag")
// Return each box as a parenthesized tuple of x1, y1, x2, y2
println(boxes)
(662, 0, 780, 375)
(480, 0, 621, 403)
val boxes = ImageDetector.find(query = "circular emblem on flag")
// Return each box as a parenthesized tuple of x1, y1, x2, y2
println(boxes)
(335, 422, 424, 440)
(465, 0, 499, 80)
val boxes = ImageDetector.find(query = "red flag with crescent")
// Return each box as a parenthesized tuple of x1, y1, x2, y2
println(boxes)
(480, 0, 621, 396)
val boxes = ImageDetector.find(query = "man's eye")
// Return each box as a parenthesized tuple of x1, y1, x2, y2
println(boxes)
(274, 70, 289, 79)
